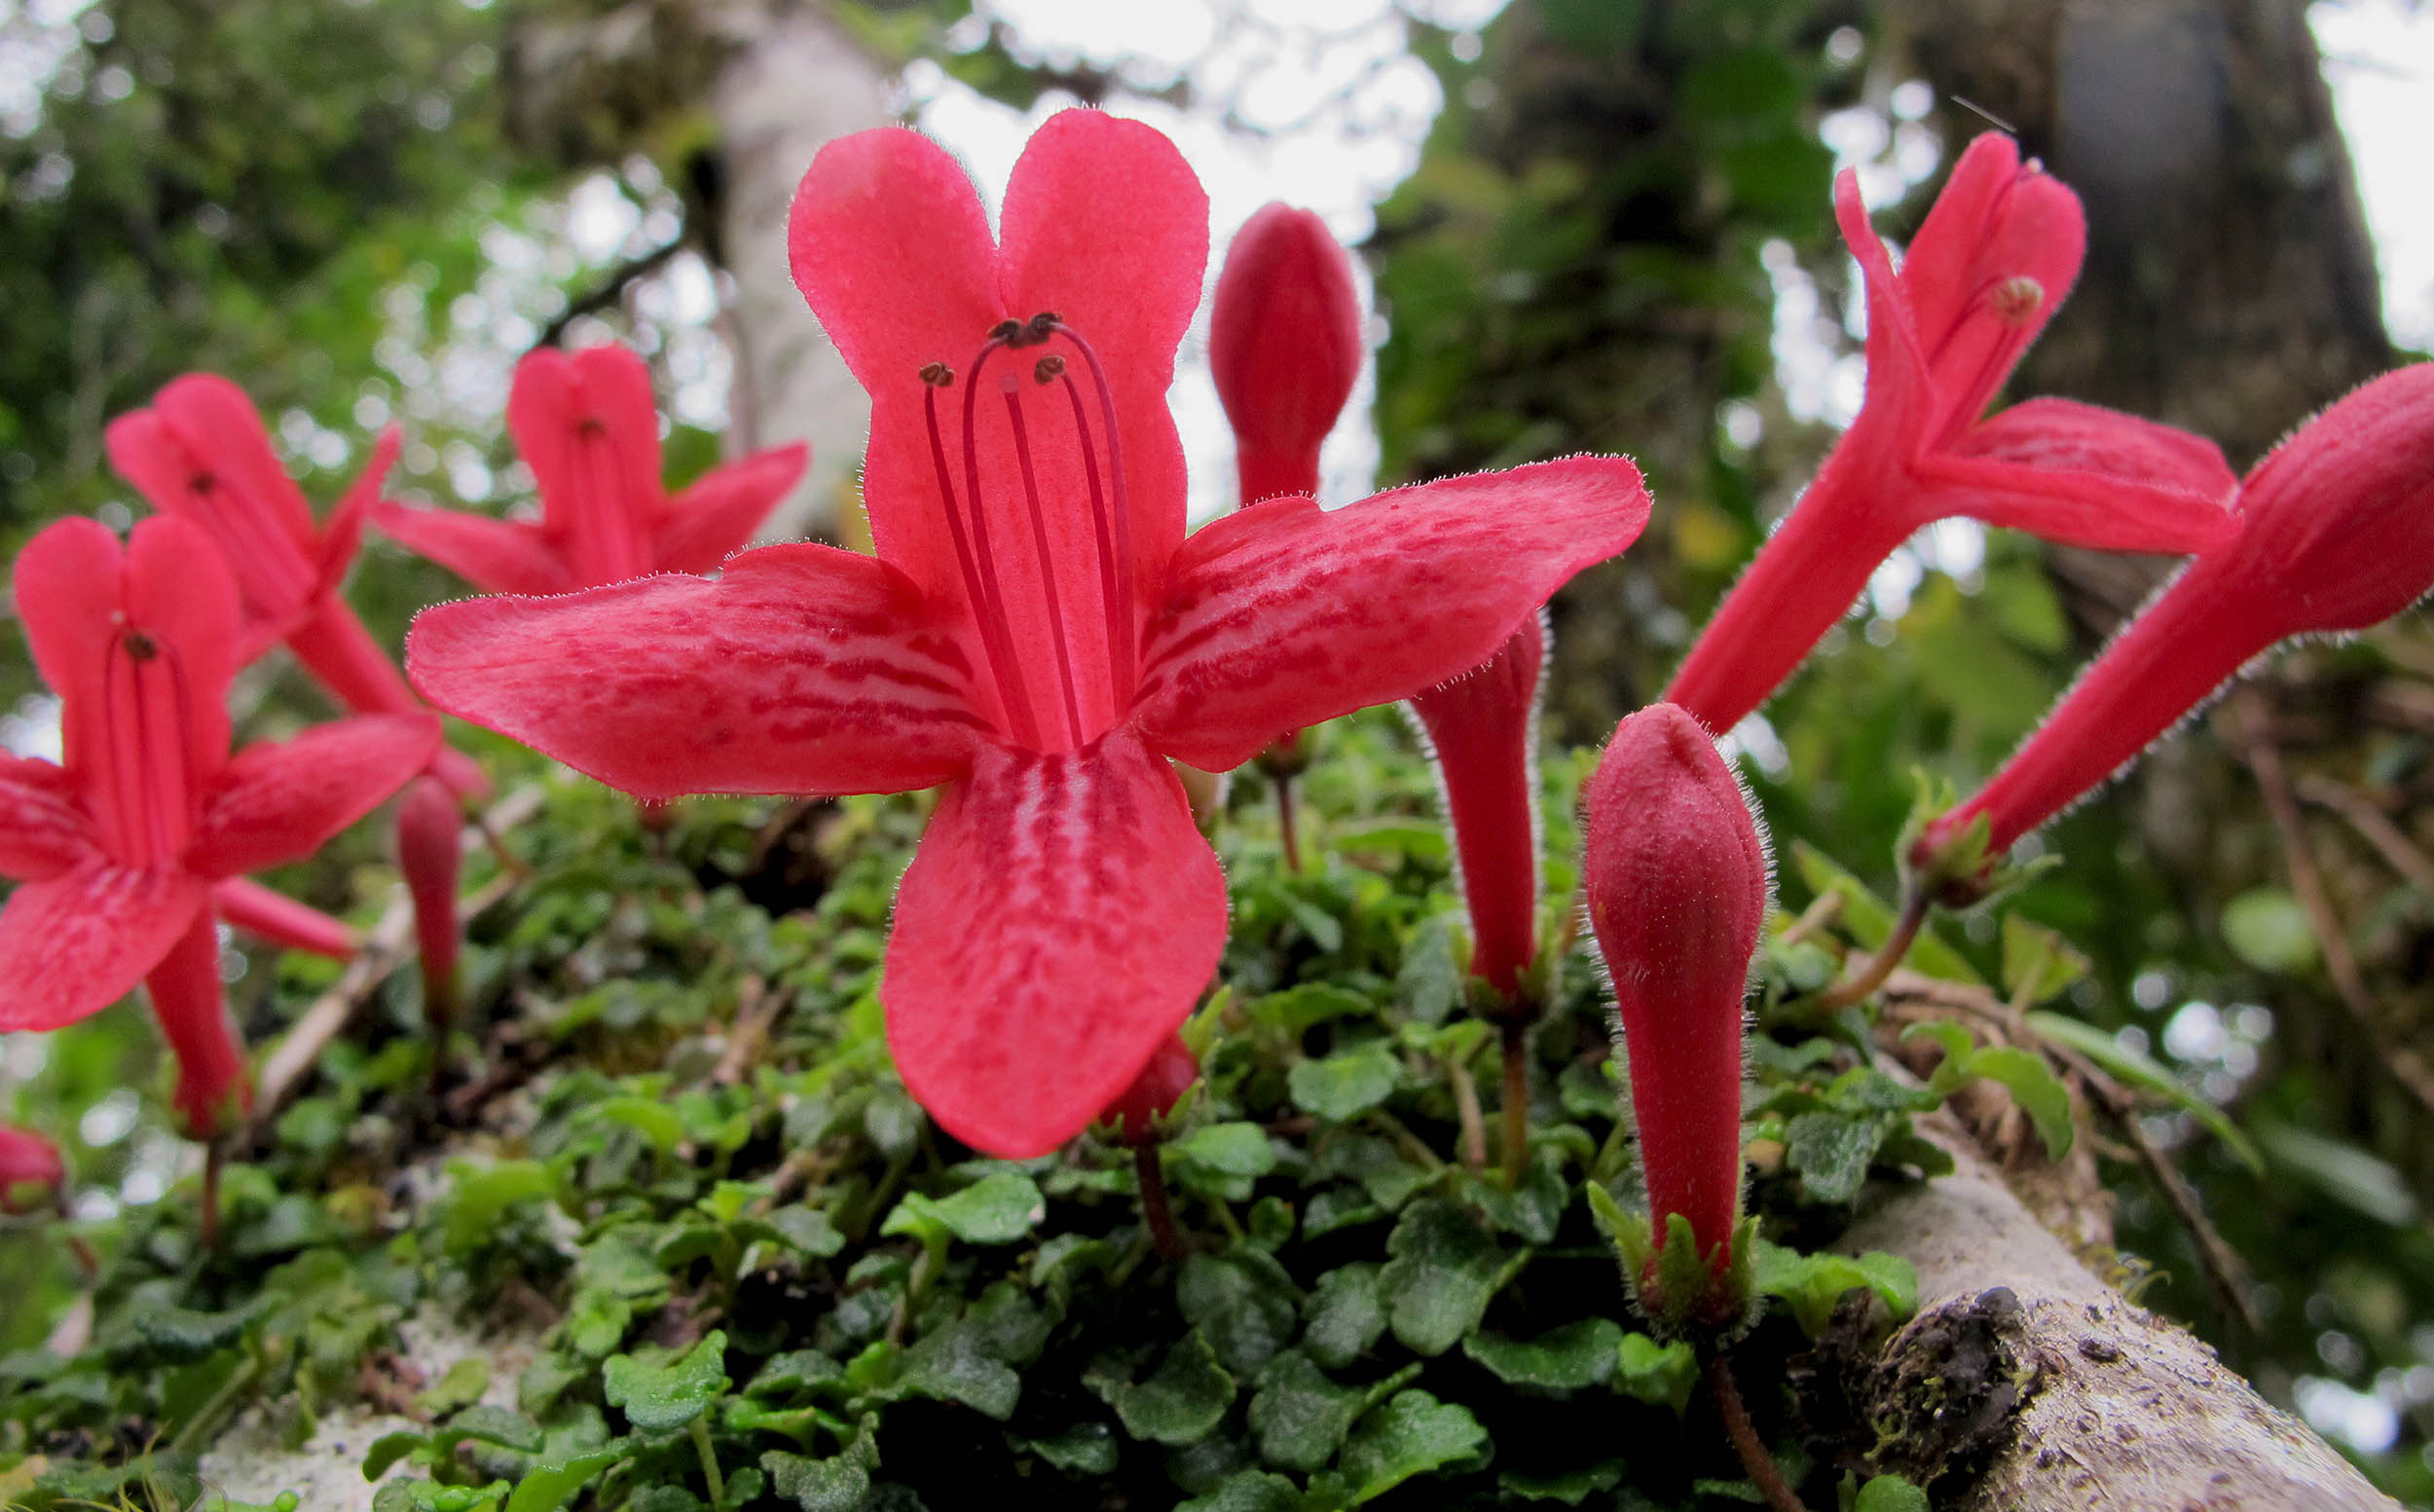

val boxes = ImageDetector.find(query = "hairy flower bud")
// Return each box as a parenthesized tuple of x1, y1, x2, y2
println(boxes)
(397, 776, 464, 1032)
(0, 1123, 64, 1216)
(1923, 362, 2434, 878)
(1408, 616, 1548, 1004)
(1209, 203, 1364, 504)
(1583, 704, 1770, 1311)
(1098, 1034, 1200, 1147)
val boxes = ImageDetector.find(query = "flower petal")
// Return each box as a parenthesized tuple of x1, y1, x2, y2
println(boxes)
(313, 424, 398, 600)
(652, 442, 810, 573)
(0, 753, 92, 882)
(1898, 133, 2084, 416)
(372, 501, 575, 597)
(107, 376, 322, 623)
(407, 544, 990, 800)
(185, 714, 439, 878)
(886, 729, 1226, 1158)
(1918, 397, 2239, 552)
(997, 110, 1208, 580)
(1833, 167, 1934, 464)
(213, 877, 358, 960)
(788, 126, 1001, 597)
(14, 518, 129, 764)
(0, 858, 204, 1031)
(1134, 457, 1650, 772)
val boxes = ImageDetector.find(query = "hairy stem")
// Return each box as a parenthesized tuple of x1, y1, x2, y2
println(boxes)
(1815, 888, 1929, 1013)
(1705, 1351, 1810, 1512)
(1499, 1020, 1530, 1190)
(1449, 1052, 1488, 1173)
(1274, 771, 1303, 873)
(1135, 1143, 1187, 1262)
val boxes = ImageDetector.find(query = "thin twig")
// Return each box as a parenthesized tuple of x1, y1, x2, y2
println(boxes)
(1447, 1051, 1489, 1174)
(1135, 1144, 1188, 1262)
(1813, 889, 1930, 1013)
(2076, 1064, 2262, 1334)
(2236, 692, 2434, 1119)
(534, 238, 685, 350)
(1704, 1351, 1811, 1512)
(2296, 775, 2434, 896)
(252, 784, 544, 1125)
(1499, 1020, 1530, 1189)
(1274, 770, 1303, 873)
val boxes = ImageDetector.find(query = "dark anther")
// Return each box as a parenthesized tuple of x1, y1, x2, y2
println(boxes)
(1990, 277, 2044, 325)
(1025, 312, 1060, 344)
(1033, 354, 1067, 385)
(123, 631, 158, 661)
(989, 318, 1024, 343)
(576, 416, 608, 436)
(189, 472, 216, 492)
(919, 361, 955, 387)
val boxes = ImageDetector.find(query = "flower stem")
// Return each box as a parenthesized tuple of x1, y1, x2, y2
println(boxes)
(1448, 1052, 1488, 1173)
(1815, 887, 1929, 1013)
(690, 1415, 725, 1503)
(1705, 1350, 1811, 1512)
(1499, 1020, 1531, 1190)
(200, 1139, 224, 1253)
(1135, 1143, 1187, 1262)
(1274, 770, 1303, 873)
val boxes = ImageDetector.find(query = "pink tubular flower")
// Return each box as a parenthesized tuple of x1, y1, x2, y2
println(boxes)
(104, 374, 482, 800)
(0, 517, 438, 1136)
(407, 111, 1650, 1158)
(1408, 616, 1547, 1002)
(1665, 133, 2242, 734)
(375, 343, 808, 594)
(0, 1123, 65, 1215)
(396, 775, 463, 1028)
(1921, 362, 2434, 873)
(1584, 704, 1770, 1302)
(1210, 203, 1364, 504)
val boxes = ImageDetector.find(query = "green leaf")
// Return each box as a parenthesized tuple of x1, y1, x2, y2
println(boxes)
(1853, 1474, 1931, 1512)
(2259, 1124, 2419, 1226)
(415, 1356, 494, 1418)
(1460, 1317, 1624, 1392)
(1013, 1420, 1119, 1475)
(504, 1450, 625, 1512)
(1378, 1199, 1528, 1356)
(898, 1320, 1020, 1420)
(1339, 1389, 1488, 1502)
(1179, 1249, 1303, 1375)
(1783, 1112, 1887, 1205)
(604, 1330, 729, 1434)
(441, 1160, 560, 1256)
(1955, 1046, 2075, 1162)
(449, 1403, 542, 1452)
(1750, 1240, 1917, 1338)
(1248, 982, 1376, 1037)
(1304, 1263, 1388, 1370)
(1247, 1349, 1368, 1472)
(2221, 887, 2318, 973)
(765, 1206, 847, 1259)
(1106, 1330, 1237, 1445)
(1176, 1123, 1280, 1178)
(1178, 1470, 1305, 1512)
(883, 1170, 1045, 1245)
(759, 1450, 870, 1512)
(2024, 1010, 2265, 1173)
(1288, 1043, 1404, 1122)
(1999, 914, 2088, 1005)
(1614, 1333, 1698, 1414)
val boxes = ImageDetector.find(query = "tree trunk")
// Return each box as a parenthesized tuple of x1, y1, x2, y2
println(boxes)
(1845, 1107, 2396, 1510)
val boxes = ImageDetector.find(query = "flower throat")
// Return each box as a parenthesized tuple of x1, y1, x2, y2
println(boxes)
(918, 312, 1137, 753)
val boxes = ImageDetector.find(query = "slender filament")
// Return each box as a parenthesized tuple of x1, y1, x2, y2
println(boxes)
(1001, 376, 1087, 747)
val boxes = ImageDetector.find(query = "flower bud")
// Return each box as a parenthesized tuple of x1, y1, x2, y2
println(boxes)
(0, 1123, 64, 1216)
(1925, 361, 2434, 876)
(1210, 203, 1363, 504)
(397, 776, 464, 1031)
(1583, 704, 1770, 1315)
(1408, 617, 1547, 1004)
(1098, 1034, 1200, 1147)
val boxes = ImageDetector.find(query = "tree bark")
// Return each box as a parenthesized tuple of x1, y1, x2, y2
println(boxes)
(1844, 1106, 2395, 1510)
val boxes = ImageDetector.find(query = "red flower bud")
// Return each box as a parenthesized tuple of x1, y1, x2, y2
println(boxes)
(149, 911, 253, 1141)
(0, 1123, 65, 1216)
(1098, 1034, 1199, 1147)
(397, 775, 464, 1031)
(1210, 203, 1363, 504)
(1583, 704, 1770, 1286)
(1925, 362, 2434, 868)
(1408, 617, 1547, 1003)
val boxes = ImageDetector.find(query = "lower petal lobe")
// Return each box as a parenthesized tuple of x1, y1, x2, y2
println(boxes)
(0, 858, 204, 1032)
(407, 543, 990, 801)
(885, 729, 1226, 1159)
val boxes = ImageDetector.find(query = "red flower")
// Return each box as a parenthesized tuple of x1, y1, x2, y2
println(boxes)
(375, 343, 808, 594)
(1210, 203, 1364, 504)
(397, 775, 463, 1028)
(1407, 617, 1547, 1001)
(0, 1123, 64, 1215)
(105, 374, 485, 799)
(407, 111, 1649, 1158)
(1665, 134, 2241, 734)
(1921, 362, 2434, 874)
(0, 517, 438, 1135)
(1583, 703, 1770, 1300)
(1099, 1033, 1199, 1147)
